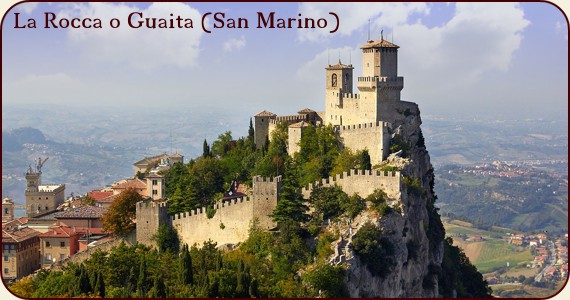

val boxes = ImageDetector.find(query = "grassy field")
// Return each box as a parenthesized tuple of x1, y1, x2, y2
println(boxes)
(443, 219, 533, 274)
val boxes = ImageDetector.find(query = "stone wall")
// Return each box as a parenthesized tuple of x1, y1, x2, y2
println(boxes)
(301, 169, 401, 200)
(339, 121, 391, 166)
(135, 201, 169, 248)
(168, 176, 281, 247)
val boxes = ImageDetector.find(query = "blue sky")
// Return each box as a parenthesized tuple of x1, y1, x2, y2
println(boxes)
(1, 2, 568, 120)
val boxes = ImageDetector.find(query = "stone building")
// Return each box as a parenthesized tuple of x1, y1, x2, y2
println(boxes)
(2, 226, 41, 281)
(133, 153, 184, 175)
(254, 37, 403, 165)
(38, 226, 79, 267)
(25, 160, 65, 218)
(2, 197, 15, 223)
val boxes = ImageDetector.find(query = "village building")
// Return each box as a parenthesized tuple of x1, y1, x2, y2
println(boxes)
(2, 226, 41, 281)
(38, 226, 79, 267)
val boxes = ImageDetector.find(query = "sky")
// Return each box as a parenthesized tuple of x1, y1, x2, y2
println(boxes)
(1, 2, 568, 122)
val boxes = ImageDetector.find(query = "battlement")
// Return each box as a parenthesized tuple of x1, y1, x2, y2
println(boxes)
(339, 121, 391, 131)
(253, 175, 282, 183)
(137, 200, 168, 209)
(329, 90, 361, 100)
(301, 169, 402, 200)
(357, 76, 404, 91)
(274, 114, 306, 123)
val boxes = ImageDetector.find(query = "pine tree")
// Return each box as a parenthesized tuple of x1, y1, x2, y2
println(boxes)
(178, 244, 193, 285)
(137, 256, 148, 297)
(270, 161, 308, 224)
(94, 271, 105, 297)
(77, 264, 92, 296)
(203, 139, 211, 158)
(358, 150, 372, 170)
(248, 118, 255, 138)
(150, 275, 167, 298)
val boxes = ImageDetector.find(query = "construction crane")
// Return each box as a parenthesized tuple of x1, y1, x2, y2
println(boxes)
(36, 157, 49, 173)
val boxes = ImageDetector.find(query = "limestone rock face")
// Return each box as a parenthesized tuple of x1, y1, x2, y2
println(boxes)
(329, 101, 444, 297)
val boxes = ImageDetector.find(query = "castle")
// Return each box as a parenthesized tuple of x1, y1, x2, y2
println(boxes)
(254, 38, 403, 165)
(136, 38, 409, 248)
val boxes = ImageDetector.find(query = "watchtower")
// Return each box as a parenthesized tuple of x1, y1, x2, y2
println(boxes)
(135, 200, 170, 248)
(254, 110, 277, 149)
(2, 197, 15, 223)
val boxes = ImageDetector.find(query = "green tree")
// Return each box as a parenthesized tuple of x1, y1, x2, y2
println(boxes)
(149, 275, 167, 298)
(94, 271, 105, 297)
(351, 222, 395, 278)
(303, 263, 347, 297)
(248, 118, 255, 139)
(77, 264, 92, 296)
(357, 149, 372, 170)
(211, 131, 233, 157)
(81, 195, 96, 206)
(102, 188, 144, 236)
(270, 161, 308, 224)
(137, 256, 149, 297)
(203, 139, 211, 158)
(153, 224, 180, 253)
(178, 244, 193, 285)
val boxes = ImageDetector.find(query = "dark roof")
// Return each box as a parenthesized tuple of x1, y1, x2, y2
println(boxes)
(361, 39, 399, 49)
(326, 62, 354, 70)
(289, 121, 309, 128)
(297, 108, 316, 114)
(55, 205, 107, 219)
(255, 110, 276, 117)
(2, 227, 41, 243)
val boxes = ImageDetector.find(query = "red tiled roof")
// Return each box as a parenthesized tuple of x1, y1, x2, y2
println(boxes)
(113, 178, 147, 190)
(97, 194, 120, 203)
(88, 190, 114, 201)
(38, 226, 78, 238)
(297, 108, 316, 114)
(2, 217, 28, 230)
(361, 39, 399, 49)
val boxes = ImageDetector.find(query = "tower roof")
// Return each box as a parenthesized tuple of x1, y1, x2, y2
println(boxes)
(289, 121, 310, 128)
(255, 110, 277, 117)
(326, 62, 354, 70)
(361, 39, 399, 49)
(297, 108, 316, 114)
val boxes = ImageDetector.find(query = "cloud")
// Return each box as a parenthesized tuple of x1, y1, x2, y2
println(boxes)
(16, 2, 39, 14)
(223, 35, 246, 52)
(4, 73, 86, 104)
(58, 2, 204, 70)
(395, 2, 529, 91)
(297, 2, 429, 42)
(555, 21, 568, 40)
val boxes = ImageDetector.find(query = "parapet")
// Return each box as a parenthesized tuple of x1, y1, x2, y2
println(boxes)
(339, 121, 391, 131)
(301, 169, 401, 197)
(137, 200, 169, 209)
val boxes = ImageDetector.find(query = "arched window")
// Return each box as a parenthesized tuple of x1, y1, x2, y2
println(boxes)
(331, 74, 337, 87)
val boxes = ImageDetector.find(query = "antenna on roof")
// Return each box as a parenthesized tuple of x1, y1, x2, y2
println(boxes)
(392, 31, 393, 43)
(338, 50, 341, 64)
(349, 50, 351, 65)
(368, 19, 370, 40)
(381, 28, 384, 41)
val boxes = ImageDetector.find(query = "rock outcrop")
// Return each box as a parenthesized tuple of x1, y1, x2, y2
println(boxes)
(327, 101, 445, 297)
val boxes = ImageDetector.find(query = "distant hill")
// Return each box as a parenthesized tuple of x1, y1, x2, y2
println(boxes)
(435, 164, 568, 235)
(2, 127, 49, 151)
(2, 127, 144, 203)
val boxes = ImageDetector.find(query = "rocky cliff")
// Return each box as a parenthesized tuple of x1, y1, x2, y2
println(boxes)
(327, 101, 446, 297)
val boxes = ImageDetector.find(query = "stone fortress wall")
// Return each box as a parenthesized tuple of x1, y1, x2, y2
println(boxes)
(301, 169, 401, 200)
(136, 170, 401, 248)
(338, 121, 391, 165)
(137, 176, 281, 248)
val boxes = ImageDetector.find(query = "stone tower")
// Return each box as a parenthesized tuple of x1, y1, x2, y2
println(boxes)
(2, 197, 15, 223)
(136, 200, 170, 248)
(252, 175, 282, 230)
(254, 110, 277, 149)
(326, 60, 354, 93)
(357, 38, 404, 123)
(25, 162, 65, 218)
